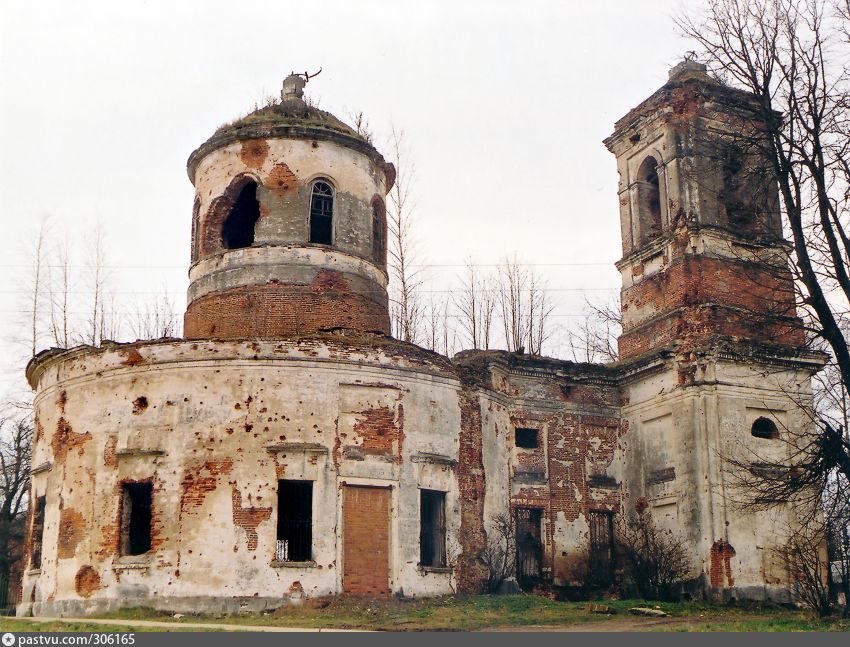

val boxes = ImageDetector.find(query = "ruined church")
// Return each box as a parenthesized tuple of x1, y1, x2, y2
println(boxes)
(19, 60, 824, 615)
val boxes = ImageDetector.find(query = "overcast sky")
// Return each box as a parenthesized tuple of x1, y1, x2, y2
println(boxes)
(0, 0, 698, 399)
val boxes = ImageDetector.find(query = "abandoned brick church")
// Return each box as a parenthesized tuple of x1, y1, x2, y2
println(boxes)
(19, 60, 825, 615)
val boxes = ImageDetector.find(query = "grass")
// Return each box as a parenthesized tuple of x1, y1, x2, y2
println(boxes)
(0, 618, 211, 632)
(90, 596, 850, 632)
(2, 596, 848, 632)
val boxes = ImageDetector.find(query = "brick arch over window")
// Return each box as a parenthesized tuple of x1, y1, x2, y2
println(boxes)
(201, 174, 262, 257)
(371, 196, 386, 266)
(636, 155, 662, 246)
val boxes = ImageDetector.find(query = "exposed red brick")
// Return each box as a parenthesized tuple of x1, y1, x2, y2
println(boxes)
(231, 487, 271, 551)
(120, 349, 145, 366)
(51, 418, 91, 464)
(710, 540, 736, 588)
(57, 506, 86, 559)
(184, 276, 390, 339)
(266, 162, 298, 197)
(179, 459, 234, 520)
(240, 139, 269, 169)
(352, 405, 404, 462)
(455, 386, 488, 593)
(103, 435, 118, 468)
(74, 565, 101, 598)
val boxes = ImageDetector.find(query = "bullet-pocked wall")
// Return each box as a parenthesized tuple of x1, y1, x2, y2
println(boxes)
(23, 338, 464, 615)
(183, 75, 395, 339)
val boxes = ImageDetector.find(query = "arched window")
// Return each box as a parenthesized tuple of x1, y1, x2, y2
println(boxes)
(310, 180, 334, 245)
(221, 180, 260, 249)
(636, 156, 662, 245)
(751, 417, 779, 440)
(372, 197, 386, 265)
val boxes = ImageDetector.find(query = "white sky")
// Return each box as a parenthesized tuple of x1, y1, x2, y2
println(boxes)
(0, 0, 698, 399)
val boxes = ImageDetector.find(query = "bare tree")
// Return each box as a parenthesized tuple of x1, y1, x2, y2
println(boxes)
(616, 504, 691, 601)
(22, 220, 50, 358)
(47, 233, 73, 349)
(679, 0, 850, 489)
(386, 127, 424, 344)
(568, 297, 622, 364)
(78, 221, 118, 346)
(496, 255, 554, 355)
(0, 411, 32, 605)
(130, 289, 180, 340)
(479, 512, 516, 593)
(455, 259, 496, 350)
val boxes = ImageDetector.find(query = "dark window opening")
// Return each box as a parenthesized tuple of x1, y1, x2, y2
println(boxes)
(419, 489, 446, 567)
(221, 181, 260, 250)
(751, 417, 779, 440)
(588, 510, 615, 586)
(372, 198, 386, 265)
(515, 507, 543, 590)
(637, 156, 662, 245)
(309, 181, 334, 245)
(30, 496, 46, 570)
(515, 428, 539, 449)
(120, 482, 152, 556)
(277, 480, 312, 562)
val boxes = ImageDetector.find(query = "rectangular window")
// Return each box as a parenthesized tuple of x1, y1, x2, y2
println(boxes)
(277, 480, 312, 562)
(515, 428, 539, 449)
(120, 482, 153, 556)
(419, 489, 446, 567)
(30, 496, 46, 570)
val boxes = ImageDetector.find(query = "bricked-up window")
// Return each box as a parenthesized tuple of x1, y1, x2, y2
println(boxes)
(588, 510, 615, 585)
(120, 482, 152, 556)
(751, 417, 779, 440)
(637, 155, 662, 245)
(221, 180, 261, 250)
(419, 490, 446, 567)
(372, 198, 386, 265)
(310, 180, 334, 245)
(515, 428, 539, 449)
(277, 480, 312, 562)
(30, 496, 46, 570)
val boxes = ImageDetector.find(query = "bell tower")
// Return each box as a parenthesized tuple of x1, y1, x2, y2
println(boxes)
(604, 60, 803, 362)
(183, 73, 395, 339)
(607, 61, 824, 600)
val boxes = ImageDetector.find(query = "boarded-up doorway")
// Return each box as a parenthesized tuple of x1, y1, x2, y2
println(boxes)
(342, 485, 390, 596)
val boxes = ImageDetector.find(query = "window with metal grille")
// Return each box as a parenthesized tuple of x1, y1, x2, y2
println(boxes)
(419, 490, 446, 567)
(120, 482, 153, 556)
(515, 428, 539, 449)
(309, 180, 334, 245)
(588, 510, 615, 584)
(30, 496, 46, 570)
(277, 480, 312, 562)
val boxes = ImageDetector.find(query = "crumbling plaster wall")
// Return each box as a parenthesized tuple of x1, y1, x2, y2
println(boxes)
(620, 351, 818, 599)
(22, 337, 462, 615)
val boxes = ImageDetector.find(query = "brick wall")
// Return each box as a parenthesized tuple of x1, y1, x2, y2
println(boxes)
(184, 276, 390, 339)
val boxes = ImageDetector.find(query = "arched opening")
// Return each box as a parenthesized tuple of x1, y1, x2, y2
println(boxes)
(221, 180, 260, 249)
(636, 156, 662, 246)
(191, 196, 201, 262)
(751, 417, 779, 440)
(310, 180, 334, 245)
(372, 197, 386, 265)
(721, 145, 764, 234)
